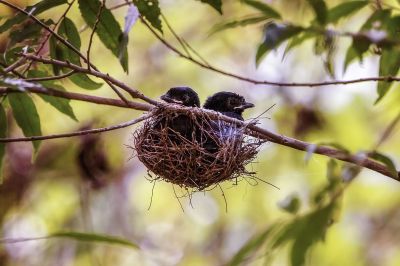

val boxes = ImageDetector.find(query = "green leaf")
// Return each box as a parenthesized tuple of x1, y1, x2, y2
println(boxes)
(284, 32, 316, 57)
(209, 15, 270, 35)
(256, 23, 303, 65)
(78, 0, 129, 72)
(0, 0, 67, 33)
(133, 0, 163, 32)
(27, 70, 78, 121)
(118, 5, 139, 66)
(376, 49, 400, 103)
(0, 104, 6, 184)
(327, 1, 369, 24)
(197, 0, 223, 14)
(241, 0, 281, 19)
(228, 224, 281, 266)
(8, 21, 45, 48)
(307, 0, 327, 25)
(56, 18, 102, 90)
(278, 194, 301, 214)
(343, 45, 358, 72)
(367, 151, 398, 177)
(49, 232, 138, 249)
(8, 94, 41, 154)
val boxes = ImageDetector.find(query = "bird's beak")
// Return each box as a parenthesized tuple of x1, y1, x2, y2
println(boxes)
(234, 102, 255, 111)
(160, 94, 183, 104)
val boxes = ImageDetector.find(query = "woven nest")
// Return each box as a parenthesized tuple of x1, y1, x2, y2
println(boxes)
(133, 107, 264, 191)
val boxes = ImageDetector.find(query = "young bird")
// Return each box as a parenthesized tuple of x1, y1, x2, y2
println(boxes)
(159, 87, 200, 141)
(202, 91, 255, 153)
(203, 91, 254, 121)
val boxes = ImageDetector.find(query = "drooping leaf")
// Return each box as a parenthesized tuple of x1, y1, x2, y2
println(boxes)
(367, 151, 398, 177)
(26, 70, 77, 121)
(209, 15, 270, 35)
(55, 18, 102, 90)
(78, 0, 129, 72)
(0, 104, 6, 184)
(256, 23, 303, 65)
(197, 0, 223, 14)
(8, 94, 41, 154)
(49, 231, 138, 249)
(8, 21, 45, 48)
(133, 0, 163, 32)
(241, 0, 281, 19)
(376, 49, 400, 103)
(0, 0, 67, 33)
(228, 223, 281, 266)
(307, 0, 327, 25)
(118, 5, 139, 65)
(327, 1, 369, 24)
(284, 32, 316, 57)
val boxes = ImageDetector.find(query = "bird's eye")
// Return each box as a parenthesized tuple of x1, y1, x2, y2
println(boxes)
(228, 97, 239, 107)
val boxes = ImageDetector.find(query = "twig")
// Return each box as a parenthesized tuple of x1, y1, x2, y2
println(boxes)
(141, 18, 400, 87)
(0, 114, 151, 142)
(0, 87, 151, 111)
(25, 70, 76, 82)
(87, 0, 106, 70)
(374, 110, 400, 149)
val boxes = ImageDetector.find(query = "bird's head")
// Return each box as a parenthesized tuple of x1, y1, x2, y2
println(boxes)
(204, 91, 254, 115)
(160, 87, 200, 107)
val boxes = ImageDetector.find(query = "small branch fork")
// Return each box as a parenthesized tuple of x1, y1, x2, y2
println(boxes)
(0, 1, 398, 183)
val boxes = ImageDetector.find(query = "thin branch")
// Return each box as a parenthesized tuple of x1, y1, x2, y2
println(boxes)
(141, 18, 400, 87)
(25, 70, 76, 82)
(0, 87, 151, 111)
(0, 114, 151, 142)
(374, 110, 400, 149)
(20, 54, 159, 105)
(87, 0, 106, 70)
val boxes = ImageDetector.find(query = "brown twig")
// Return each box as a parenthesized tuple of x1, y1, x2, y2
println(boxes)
(87, 0, 106, 70)
(25, 70, 76, 82)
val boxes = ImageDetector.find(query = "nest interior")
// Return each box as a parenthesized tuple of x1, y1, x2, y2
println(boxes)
(134, 107, 264, 191)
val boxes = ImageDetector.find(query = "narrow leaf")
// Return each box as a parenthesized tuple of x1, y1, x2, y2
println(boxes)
(209, 16, 270, 35)
(78, 0, 129, 72)
(49, 232, 138, 249)
(197, 0, 223, 14)
(0, 0, 67, 33)
(0, 104, 6, 183)
(376, 49, 400, 103)
(307, 0, 327, 25)
(367, 151, 398, 177)
(256, 23, 303, 65)
(133, 0, 162, 32)
(8, 94, 41, 153)
(27, 70, 77, 121)
(327, 1, 369, 24)
(57, 18, 102, 90)
(241, 0, 281, 19)
(118, 5, 139, 65)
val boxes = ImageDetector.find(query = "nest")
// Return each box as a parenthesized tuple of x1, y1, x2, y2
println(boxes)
(133, 107, 264, 191)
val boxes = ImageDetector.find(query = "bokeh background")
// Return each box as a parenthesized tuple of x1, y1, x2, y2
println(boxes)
(1, 0, 400, 265)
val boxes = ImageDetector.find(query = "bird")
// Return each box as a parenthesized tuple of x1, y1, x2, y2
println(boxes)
(203, 91, 254, 121)
(202, 91, 255, 153)
(158, 86, 200, 142)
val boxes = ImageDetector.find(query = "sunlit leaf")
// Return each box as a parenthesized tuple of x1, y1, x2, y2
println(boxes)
(241, 0, 281, 19)
(0, 104, 6, 184)
(209, 16, 270, 35)
(49, 232, 139, 249)
(376, 49, 400, 103)
(8, 94, 41, 154)
(367, 151, 398, 177)
(284, 32, 316, 57)
(0, 0, 67, 33)
(327, 1, 369, 24)
(307, 0, 327, 25)
(197, 0, 223, 14)
(78, 0, 129, 72)
(27, 70, 77, 121)
(56, 18, 102, 90)
(256, 23, 303, 65)
(133, 0, 162, 32)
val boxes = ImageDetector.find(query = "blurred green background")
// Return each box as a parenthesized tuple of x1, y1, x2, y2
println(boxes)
(1, 0, 400, 265)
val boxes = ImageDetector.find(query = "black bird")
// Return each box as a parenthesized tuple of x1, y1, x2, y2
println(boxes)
(202, 92, 255, 153)
(203, 91, 254, 121)
(159, 87, 200, 141)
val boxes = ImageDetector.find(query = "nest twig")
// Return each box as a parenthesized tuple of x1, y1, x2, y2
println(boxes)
(133, 107, 264, 191)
